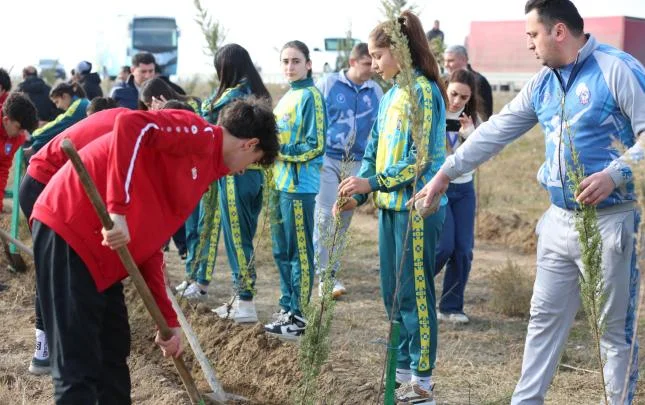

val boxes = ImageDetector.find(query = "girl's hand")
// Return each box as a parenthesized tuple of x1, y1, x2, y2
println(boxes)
(459, 113, 474, 131)
(150, 95, 168, 111)
(332, 197, 358, 217)
(338, 176, 371, 197)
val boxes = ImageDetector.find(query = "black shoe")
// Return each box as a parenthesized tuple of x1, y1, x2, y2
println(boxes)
(264, 313, 306, 341)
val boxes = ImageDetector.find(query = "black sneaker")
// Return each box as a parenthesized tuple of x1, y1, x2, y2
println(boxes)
(264, 313, 306, 341)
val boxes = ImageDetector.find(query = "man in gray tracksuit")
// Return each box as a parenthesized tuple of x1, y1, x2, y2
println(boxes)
(415, 0, 645, 403)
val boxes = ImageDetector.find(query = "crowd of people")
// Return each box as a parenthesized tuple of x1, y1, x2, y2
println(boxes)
(1, 0, 644, 404)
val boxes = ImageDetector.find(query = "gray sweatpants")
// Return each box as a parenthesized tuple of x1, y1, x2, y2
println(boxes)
(313, 155, 362, 277)
(512, 203, 639, 404)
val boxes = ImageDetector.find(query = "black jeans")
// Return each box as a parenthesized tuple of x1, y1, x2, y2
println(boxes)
(33, 220, 131, 405)
(18, 173, 46, 330)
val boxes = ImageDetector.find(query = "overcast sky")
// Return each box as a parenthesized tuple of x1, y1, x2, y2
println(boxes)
(3, 0, 644, 80)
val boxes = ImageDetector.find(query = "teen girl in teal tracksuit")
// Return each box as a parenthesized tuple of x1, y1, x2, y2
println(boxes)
(337, 12, 447, 404)
(264, 40, 326, 340)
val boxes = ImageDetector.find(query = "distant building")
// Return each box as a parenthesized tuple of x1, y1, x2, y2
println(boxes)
(466, 16, 645, 91)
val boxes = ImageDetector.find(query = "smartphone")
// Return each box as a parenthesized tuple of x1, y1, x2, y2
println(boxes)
(446, 119, 461, 132)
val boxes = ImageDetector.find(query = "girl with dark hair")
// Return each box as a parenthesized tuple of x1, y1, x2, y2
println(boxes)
(336, 10, 446, 403)
(26, 82, 89, 154)
(264, 40, 326, 339)
(435, 69, 481, 326)
(175, 44, 271, 325)
(138, 77, 201, 113)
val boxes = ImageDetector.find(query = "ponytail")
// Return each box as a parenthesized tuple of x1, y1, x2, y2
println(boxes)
(369, 10, 448, 104)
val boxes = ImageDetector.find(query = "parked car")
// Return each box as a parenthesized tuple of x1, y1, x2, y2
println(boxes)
(311, 37, 361, 74)
(37, 59, 66, 81)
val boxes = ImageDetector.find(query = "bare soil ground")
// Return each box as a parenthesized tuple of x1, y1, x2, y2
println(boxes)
(1, 94, 644, 404)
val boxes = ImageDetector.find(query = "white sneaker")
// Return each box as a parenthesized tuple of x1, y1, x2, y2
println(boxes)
(332, 279, 346, 298)
(437, 312, 469, 324)
(318, 279, 346, 299)
(174, 280, 190, 293)
(177, 283, 208, 301)
(395, 382, 436, 405)
(233, 299, 258, 323)
(212, 296, 239, 318)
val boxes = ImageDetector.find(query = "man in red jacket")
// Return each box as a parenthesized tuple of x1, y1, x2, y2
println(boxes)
(0, 92, 38, 197)
(31, 98, 278, 404)
(19, 106, 128, 375)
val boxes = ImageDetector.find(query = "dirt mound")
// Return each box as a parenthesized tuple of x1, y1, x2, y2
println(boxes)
(475, 210, 537, 253)
(124, 284, 380, 404)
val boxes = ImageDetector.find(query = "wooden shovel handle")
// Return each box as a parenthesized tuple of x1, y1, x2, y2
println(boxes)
(60, 139, 204, 405)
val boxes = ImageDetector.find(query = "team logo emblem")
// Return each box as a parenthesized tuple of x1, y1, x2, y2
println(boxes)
(4, 144, 11, 155)
(336, 93, 346, 104)
(575, 82, 590, 105)
(191, 167, 198, 180)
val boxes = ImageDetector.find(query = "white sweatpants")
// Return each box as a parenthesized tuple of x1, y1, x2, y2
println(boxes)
(512, 203, 640, 405)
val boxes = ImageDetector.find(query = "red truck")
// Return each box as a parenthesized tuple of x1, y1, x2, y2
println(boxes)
(466, 16, 645, 90)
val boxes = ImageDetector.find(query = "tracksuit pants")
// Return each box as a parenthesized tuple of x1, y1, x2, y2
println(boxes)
(512, 203, 639, 405)
(313, 156, 361, 278)
(184, 171, 263, 299)
(271, 191, 316, 317)
(379, 207, 445, 377)
(18, 173, 46, 331)
(33, 220, 131, 405)
(435, 180, 476, 314)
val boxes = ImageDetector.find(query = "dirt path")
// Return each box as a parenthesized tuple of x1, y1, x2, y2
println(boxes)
(0, 211, 643, 404)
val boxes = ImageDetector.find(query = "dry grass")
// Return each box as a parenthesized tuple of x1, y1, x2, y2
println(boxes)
(489, 259, 535, 317)
(1, 91, 645, 404)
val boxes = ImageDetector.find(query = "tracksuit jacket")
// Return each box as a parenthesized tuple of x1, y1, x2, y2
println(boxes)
(32, 110, 231, 327)
(30, 96, 89, 151)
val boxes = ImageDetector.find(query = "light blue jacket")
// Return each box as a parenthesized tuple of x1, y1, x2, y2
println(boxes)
(316, 71, 382, 161)
(443, 35, 645, 209)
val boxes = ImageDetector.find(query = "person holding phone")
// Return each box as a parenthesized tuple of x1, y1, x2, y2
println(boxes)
(435, 68, 481, 324)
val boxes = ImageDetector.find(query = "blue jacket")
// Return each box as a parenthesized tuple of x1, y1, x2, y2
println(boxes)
(110, 75, 139, 110)
(273, 77, 327, 194)
(316, 71, 382, 161)
(354, 73, 447, 211)
(201, 82, 252, 124)
(30, 96, 89, 151)
(443, 35, 645, 210)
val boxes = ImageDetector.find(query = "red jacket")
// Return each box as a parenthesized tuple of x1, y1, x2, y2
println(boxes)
(27, 108, 129, 185)
(0, 94, 26, 196)
(32, 110, 230, 327)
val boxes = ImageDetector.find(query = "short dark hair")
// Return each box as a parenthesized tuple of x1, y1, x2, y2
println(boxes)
(87, 97, 118, 115)
(217, 97, 279, 166)
(2, 92, 38, 133)
(0, 68, 11, 92)
(50, 82, 86, 99)
(350, 43, 370, 60)
(525, 0, 584, 36)
(132, 52, 156, 67)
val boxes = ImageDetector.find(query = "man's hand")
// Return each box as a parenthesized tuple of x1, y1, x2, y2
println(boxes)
(338, 176, 371, 197)
(408, 170, 451, 209)
(155, 327, 184, 358)
(575, 171, 616, 206)
(101, 213, 130, 249)
(332, 197, 358, 217)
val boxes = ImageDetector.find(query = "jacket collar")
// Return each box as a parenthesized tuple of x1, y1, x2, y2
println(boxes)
(290, 77, 314, 90)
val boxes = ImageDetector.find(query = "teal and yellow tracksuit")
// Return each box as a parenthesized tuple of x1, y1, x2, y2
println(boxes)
(184, 83, 263, 300)
(354, 73, 447, 377)
(30, 96, 89, 151)
(272, 77, 326, 317)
